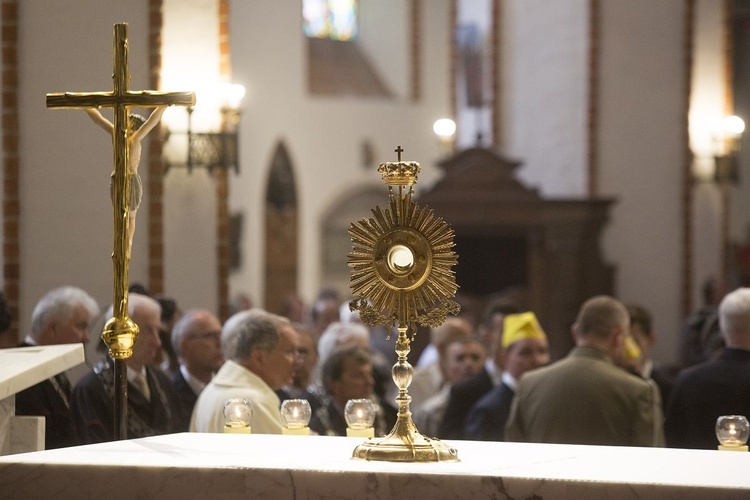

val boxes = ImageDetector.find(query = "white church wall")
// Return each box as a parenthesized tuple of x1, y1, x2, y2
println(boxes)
(228, 0, 452, 307)
(502, 0, 589, 198)
(690, 0, 724, 310)
(598, 0, 686, 365)
(161, 0, 220, 313)
(357, 0, 409, 99)
(17, 1, 151, 335)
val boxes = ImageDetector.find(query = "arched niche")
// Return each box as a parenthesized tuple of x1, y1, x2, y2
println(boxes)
(264, 141, 298, 316)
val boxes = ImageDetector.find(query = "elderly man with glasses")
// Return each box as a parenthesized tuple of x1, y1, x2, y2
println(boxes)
(170, 309, 225, 431)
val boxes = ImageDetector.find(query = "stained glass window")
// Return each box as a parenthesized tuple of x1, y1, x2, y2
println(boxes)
(303, 0, 358, 41)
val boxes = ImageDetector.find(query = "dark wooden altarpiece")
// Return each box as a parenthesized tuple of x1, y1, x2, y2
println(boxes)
(418, 148, 615, 360)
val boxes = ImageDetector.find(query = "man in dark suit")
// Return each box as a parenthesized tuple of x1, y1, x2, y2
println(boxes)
(506, 295, 664, 446)
(464, 312, 549, 441)
(15, 286, 99, 449)
(169, 309, 225, 431)
(439, 309, 549, 440)
(666, 287, 750, 449)
(71, 294, 185, 443)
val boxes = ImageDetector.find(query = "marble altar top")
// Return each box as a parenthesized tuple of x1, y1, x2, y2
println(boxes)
(1, 433, 749, 499)
(0, 344, 84, 399)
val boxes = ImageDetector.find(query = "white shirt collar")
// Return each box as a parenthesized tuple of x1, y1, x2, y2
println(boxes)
(180, 364, 206, 396)
(501, 371, 518, 391)
(641, 358, 654, 379)
(126, 365, 147, 383)
(486, 360, 503, 386)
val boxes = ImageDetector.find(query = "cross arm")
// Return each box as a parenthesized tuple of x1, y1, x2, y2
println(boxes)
(46, 92, 116, 109)
(46, 90, 195, 109)
(122, 91, 196, 108)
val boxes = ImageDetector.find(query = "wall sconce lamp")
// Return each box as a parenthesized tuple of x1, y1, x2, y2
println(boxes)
(713, 114, 745, 184)
(164, 83, 245, 175)
(433, 118, 457, 156)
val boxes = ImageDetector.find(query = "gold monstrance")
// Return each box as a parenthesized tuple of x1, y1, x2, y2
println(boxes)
(46, 24, 195, 439)
(348, 146, 461, 462)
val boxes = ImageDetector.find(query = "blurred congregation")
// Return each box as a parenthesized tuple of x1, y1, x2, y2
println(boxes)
(3, 275, 747, 452)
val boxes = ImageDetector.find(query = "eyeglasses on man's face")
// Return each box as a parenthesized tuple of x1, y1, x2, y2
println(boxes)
(187, 330, 222, 342)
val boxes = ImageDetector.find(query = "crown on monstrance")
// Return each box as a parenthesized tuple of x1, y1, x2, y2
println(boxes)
(377, 161, 421, 186)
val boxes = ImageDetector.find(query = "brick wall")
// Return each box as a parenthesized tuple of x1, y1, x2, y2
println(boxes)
(217, 0, 230, 320)
(147, 0, 165, 295)
(1, 0, 19, 344)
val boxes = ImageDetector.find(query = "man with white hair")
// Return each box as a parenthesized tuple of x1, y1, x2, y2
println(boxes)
(666, 287, 750, 449)
(16, 286, 98, 449)
(71, 293, 183, 443)
(190, 309, 296, 433)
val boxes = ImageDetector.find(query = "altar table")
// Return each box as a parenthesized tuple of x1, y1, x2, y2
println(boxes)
(1, 433, 749, 499)
(0, 344, 84, 454)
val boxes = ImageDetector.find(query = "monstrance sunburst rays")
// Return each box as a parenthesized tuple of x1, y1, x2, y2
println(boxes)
(348, 194, 459, 334)
(346, 146, 460, 463)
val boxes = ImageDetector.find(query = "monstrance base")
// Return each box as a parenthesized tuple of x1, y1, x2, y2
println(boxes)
(351, 416, 459, 463)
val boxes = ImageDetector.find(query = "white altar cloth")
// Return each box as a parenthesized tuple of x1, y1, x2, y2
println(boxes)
(1, 433, 749, 499)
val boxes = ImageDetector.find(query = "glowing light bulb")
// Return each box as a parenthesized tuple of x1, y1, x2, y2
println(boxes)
(221, 83, 246, 110)
(716, 415, 749, 451)
(723, 115, 745, 137)
(345, 399, 376, 438)
(223, 398, 253, 434)
(433, 118, 457, 156)
(281, 399, 312, 435)
(433, 118, 456, 139)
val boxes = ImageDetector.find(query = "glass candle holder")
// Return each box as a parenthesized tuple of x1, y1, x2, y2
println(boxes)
(716, 415, 750, 451)
(345, 398, 376, 438)
(223, 398, 253, 434)
(281, 399, 312, 435)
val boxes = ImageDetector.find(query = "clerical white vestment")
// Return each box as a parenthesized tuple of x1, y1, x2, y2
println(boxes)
(189, 360, 283, 434)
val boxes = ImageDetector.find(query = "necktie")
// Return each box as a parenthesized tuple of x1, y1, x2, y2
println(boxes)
(134, 372, 151, 401)
(55, 373, 72, 397)
(52, 373, 72, 408)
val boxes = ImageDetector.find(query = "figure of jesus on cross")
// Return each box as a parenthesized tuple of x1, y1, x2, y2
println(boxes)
(47, 23, 195, 440)
(85, 105, 166, 255)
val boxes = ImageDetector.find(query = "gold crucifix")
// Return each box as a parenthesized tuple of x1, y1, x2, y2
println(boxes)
(46, 23, 194, 439)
